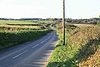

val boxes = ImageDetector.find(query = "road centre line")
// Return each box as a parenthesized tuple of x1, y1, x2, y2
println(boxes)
(0, 46, 28, 61)
(32, 44, 40, 48)
(12, 50, 27, 59)
(32, 32, 53, 49)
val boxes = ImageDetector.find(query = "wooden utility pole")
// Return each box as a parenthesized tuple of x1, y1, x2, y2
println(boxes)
(62, 0, 65, 45)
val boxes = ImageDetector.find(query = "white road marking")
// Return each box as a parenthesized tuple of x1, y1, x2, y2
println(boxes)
(32, 44, 40, 48)
(32, 32, 53, 49)
(0, 46, 28, 61)
(12, 50, 27, 59)
(40, 41, 45, 44)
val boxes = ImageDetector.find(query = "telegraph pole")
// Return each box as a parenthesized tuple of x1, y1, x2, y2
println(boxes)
(62, 0, 65, 45)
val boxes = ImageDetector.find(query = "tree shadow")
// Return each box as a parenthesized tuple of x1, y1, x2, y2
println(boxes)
(74, 39, 100, 63)
(47, 38, 100, 67)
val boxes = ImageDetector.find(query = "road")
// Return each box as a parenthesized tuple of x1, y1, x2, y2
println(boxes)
(0, 31, 58, 67)
(66, 23, 95, 27)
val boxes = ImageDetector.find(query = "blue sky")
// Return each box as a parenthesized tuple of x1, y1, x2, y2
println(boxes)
(0, 0, 100, 19)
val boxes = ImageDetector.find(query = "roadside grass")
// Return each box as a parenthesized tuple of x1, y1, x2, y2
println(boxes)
(47, 23, 100, 67)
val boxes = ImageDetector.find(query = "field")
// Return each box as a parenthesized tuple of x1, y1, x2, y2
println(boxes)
(0, 20, 51, 24)
(47, 23, 100, 67)
(97, 22, 100, 26)
(0, 25, 42, 30)
(0, 20, 52, 50)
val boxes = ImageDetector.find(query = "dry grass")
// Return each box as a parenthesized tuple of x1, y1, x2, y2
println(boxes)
(79, 49, 100, 67)
(0, 24, 41, 29)
(68, 25, 100, 67)
(68, 26, 100, 46)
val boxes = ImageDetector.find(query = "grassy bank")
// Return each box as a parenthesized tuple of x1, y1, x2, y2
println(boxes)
(47, 23, 100, 67)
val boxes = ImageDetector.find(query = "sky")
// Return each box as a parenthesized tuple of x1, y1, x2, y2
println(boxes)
(0, 0, 100, 19)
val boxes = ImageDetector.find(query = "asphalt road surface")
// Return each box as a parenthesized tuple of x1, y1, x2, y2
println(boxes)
(0, 31, 58, 67)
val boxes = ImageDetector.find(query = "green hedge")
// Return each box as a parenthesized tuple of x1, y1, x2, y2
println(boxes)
(0, 29, 52, 50)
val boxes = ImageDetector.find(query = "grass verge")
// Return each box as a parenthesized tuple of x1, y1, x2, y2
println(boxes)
(47, 23, 100, 67)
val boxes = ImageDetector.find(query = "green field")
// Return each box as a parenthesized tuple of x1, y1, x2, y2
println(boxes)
(97, 22, 100, 26)
(0, 20, 51, 24)
(0, 20, 34, 24)
(47, 23, 100, 67)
